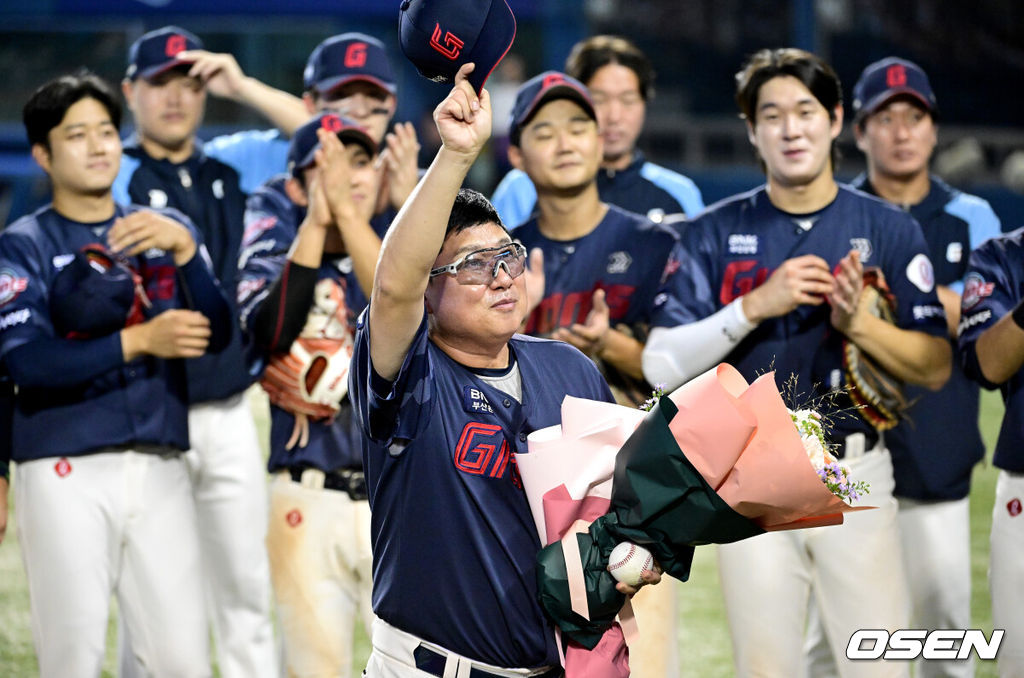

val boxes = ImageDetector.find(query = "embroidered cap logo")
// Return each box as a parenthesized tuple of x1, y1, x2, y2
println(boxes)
(321, 114, 343, 132)
(542, 73, 566, 89)
(886, 64, 907, 88)
(165, 34, 187, 57)
(429, 23, 465, 60)
(345, 43, 367, 68)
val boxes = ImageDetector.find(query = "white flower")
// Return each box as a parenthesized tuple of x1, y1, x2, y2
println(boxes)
(789, 408, 834, 471)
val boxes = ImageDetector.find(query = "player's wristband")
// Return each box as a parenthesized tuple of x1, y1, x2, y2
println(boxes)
(1012, 299, 1024, 331)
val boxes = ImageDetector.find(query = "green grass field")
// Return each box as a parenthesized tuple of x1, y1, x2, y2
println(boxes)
(0, 389, 1006, 676)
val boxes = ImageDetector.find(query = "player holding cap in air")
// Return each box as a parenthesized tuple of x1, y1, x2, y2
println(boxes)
(0, 70, 230, 677)
(350, 59, 661, 676)
(238, 112, 382, 677)
(492, 35, 704, 229)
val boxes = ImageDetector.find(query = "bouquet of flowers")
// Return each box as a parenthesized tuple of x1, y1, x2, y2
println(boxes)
(516, 363, 873, 664)
(791, 408, 870, 503)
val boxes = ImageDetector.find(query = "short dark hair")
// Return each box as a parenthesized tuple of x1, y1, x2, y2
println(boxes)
(565, 35, 655, 101)
(23, 70, 121, 150)
(443, 188, 509, 244)
(735, 48, 843, 170)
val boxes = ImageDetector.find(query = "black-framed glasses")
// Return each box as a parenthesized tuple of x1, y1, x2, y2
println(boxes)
(429, 242, 527, 285)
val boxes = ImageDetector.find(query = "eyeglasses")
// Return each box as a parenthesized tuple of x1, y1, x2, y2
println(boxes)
(429, 242, 527, 285)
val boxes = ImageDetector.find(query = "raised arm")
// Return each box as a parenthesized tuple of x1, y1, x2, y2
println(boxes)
(368, 64, 491, 380)
(180, 50, 308, 136)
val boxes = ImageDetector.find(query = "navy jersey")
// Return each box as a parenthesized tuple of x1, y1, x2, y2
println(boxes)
(959, 227, 1024, 472)
(663, 184, 947, 450)
(113, 139, 254, 403)
(513, 203, 688, 402)
(350, 314, 613, 668)
(492, 151, 704, 229)
(238, 176, 377, 472)
(854, 174, 1001, 499)
(0, 204, 224, 461)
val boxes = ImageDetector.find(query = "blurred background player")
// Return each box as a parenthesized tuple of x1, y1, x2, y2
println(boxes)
(507, 70, 690, 676)
(238, 113, 382, 677)
(640, 48, 951, 678)
(804, 56, 1002, 678)
(115, 25, 280, 677)
(492, 35, 704, 229)
(206, 31, 421, 209)
(958, 230, 1024, 678)
(1, 70, 231, 677)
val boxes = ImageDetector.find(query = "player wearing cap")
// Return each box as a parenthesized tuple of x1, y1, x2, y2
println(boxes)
(205, 31, 421, 209)
(491, 35, 704, 229)
(115, 26, 279, 676)
(237, 113, 382, 677)
(640, 48, 951, 677)
(959, 230, 1024, 678)
(1, 70, 231, 677)
(506, 69, 690, 676)
(803, 57, 1001, 678)
(349, 61, 660, 677)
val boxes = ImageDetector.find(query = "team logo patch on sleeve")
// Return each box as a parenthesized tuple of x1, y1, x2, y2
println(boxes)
(463, 386, 494, 415)
(906, 253, 935, 293)
(0, 269, 28, 307)
(962, 273, 995, 310)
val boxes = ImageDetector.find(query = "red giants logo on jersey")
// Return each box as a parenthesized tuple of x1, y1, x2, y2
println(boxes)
(0, 269, 28, 307)
(454, 422, 520, 487)
(525, 284, 634, 335)
(429, 24, 465, 60)
(285, 509, 303, 527)
(720, 260, 770, 305)
(1008, 498, 1022, 517)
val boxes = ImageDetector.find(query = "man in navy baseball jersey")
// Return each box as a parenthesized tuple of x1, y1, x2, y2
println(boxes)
(116, 26, 282, 675)
(492, 35, 703, 229)
(0, 70, 230, 677)
(959, 231, 1024, 677)
(507, 69, 689, 677)
(350, 63, 657, 677)
(641, 48, 951, 678)
(804, 56, 1002, 678)
(237, 113, 382, 676)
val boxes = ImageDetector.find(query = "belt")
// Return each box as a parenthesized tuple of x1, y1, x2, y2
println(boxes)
(413, 644, 562, 678)
(287, 467, 367, 501)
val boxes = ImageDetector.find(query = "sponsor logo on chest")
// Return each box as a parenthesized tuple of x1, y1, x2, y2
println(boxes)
(607, 251, 632, 275)
(728, 234, 758, 255)
(849, 238, 873, 263)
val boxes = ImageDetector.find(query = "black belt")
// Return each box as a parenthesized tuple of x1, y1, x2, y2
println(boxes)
(287, 467, 367, 501)
(413, 644, 562, 678)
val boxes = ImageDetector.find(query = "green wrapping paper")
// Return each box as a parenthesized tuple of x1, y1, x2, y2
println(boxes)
(535, 397, 765, 648)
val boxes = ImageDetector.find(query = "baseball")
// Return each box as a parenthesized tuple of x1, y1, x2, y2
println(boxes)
(607, 542, 654, 588)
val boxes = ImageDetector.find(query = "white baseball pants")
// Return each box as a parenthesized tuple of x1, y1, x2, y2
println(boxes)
(16, 450, 209, 678)
(990, 470, 1024, 678)
(717, 446, 910, 678)
(267, 471, 374, 677)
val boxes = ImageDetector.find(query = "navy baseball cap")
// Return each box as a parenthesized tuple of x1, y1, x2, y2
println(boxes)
(126, 26, 203, 81)
(509, 71, 596, 144)
(399, 0, 516, 94)
(303, 33, 397, 97)
(287, 113, 377, 177)
(852, 57, 938, 122)
(50, 246, 142, 339)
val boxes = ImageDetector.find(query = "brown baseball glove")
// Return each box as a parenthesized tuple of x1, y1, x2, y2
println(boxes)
(842, 267, 911, 431)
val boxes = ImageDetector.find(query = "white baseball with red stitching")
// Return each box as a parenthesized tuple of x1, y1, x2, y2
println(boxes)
(607, 541, 654, 587)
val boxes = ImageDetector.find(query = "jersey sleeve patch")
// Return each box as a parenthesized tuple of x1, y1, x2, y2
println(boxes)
(906, 253, 935, 293)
